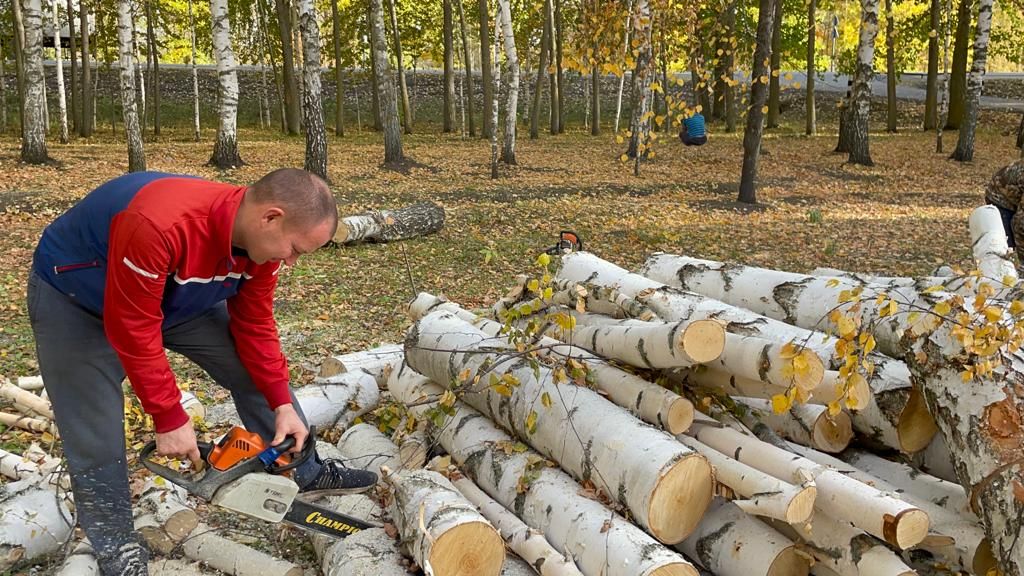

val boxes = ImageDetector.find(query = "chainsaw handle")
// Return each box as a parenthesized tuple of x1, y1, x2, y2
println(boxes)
(139, 440, 211, 496)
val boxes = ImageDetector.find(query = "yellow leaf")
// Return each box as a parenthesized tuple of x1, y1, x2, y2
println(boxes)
(887, 300, 898, 317)
(543, 287, 553, 300)
(837, 316, 856, 338)
(759, 75, 769, 84)
(537, 253, 551, 267)
(761, 105, 769, 114)
(863, 334, 876, 354)
(494, 384, 512, 396)
(922, 285, 945, 293)
(525, 411, 538, 434)
(620, 154, 629, 162)
(615, 135, 624, 144)
(826, 279, 840, 288)
(984, 306, 1003, 322)
(1012, 300, 1024, 315)
(458, 368, 472, 382)
(541, 392, 552, 408)
(772, 69, 780, 77)
(934, 301, 952, 316)
(527, 279, 540, 292)
(827, 401, 842, 416)
(779, 342, 799, 359)
(771, 394, 792, 414)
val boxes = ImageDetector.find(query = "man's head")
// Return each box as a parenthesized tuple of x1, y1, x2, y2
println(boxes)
(233, 168, 338, 266)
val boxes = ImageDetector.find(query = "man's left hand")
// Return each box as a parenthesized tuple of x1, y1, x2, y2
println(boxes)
(271, 403, 308, 453)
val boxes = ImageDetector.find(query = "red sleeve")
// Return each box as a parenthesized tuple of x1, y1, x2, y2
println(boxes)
(227, 262, 292, 410)
(104, 212, 188, 433)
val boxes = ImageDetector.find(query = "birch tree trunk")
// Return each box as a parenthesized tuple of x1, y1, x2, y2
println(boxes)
(134, 10, 146, 131)
(145, 0, 159, 135)
(19, 0, 48, 163)
(209, 0, 243, 168)
(53, 0, 68, 144)
(188, 0, 200, 140)
(478, 0, 494, 139)
(456, 0, 475, 136)
(258, 0, 286, 133)
(530, 19, 550, 140)
(766, 0, 782, 128)
(944, 0, 971, 130)
(388, 368, 699, 576)
(0, 42, 7, 134)
(65, 0, 77, 134)
(489, 25, 499, 179)
(951, 0, 992, 162)
(442, 0, 455, 133)
(405, 310, 714, 544)
(554, 0, 563, 133)
(497, 0, 518, 165)
(12, 0, 26, 140)
(330, 0, 344, 137)
(924, 0, 940, 129)
(80, 1, 92, 137)
(386, 0, 412, 134)
(738, 0, 775, 203)
(613, 0, 633, 134)
(369, 0, 403, 163)
(274, 0, 301, 135)
(885, 0, 897, 133)
(297, 0, 327, 179)
(117, 0, 145, 172)
(625, 0, 652, 176)
(546, 0, 559, 136)
(847, 0, 879, 166)
(806, 0, 816, 135)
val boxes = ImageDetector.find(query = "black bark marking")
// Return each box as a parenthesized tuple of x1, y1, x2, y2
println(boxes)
(695, 521, 736, 568)
(772, 278, 811, 326)
(757, 344, 772, 381)
(677, 263, 713, 291)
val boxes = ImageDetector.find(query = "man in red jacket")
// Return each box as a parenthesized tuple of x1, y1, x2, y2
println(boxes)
(28, 168, 376, 575)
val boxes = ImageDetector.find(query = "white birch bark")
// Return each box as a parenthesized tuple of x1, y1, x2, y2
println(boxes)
(910, 433, 959, 483)
(209, 0, 243, 168)
(386, 468, 505, 575)
(452, 475, 584, 576)
(0, 480, 73, 570)
(15, 376, 43, 391)
(19, 0, 48, 163)
(613, 0, 633, 134)
(496, 0, 517, 164)
(969, 205, 1018, 285)
(315, 526, 406, 576)
(52, 0, 68, 143)
(55, 541, 100, 576)
(369, 0, 402, 162)
(0, 448, 41, 480)
(189, 0, 200, 141)
(846, 0, 878, 166)
(117, 0, 145, 172)
(0, 380, 53, 420)
(951, 0, 993, 162)
(297, 0, 327, 179)
(687, 421, 929, 549)
(841, 448, 973, 520)
(555, 315, 726, 369)
(677, 435, 816, 523)
(678, 498, 808, 576)
(334, 202, 445, 245)
(626, 0, 652, 175)
(679, 367, 866, 409)
(137, 478, 198, 542)
(0, 411, 52, 433)
(409, 293, 694, 434)
(296, 370, 379, 429)
(319, 343, 404, 379)
(734, 396, 854, 453)
(406, 310, 714, 544)
(389, 366, 699, 576)
(181, 524, 301, 576)
(769, 512, 916, 576)
(336, 422, 410, 473)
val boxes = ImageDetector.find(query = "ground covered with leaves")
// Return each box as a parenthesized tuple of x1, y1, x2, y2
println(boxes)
(0, 100, 1020, 573)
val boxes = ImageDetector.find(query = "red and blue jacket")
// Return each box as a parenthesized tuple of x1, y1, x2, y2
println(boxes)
(33, 172, 291, 433)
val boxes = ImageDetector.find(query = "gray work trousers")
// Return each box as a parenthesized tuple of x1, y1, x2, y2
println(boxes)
(27, 270, 319, 575)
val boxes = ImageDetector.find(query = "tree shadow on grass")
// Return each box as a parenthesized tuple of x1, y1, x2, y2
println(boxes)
(382, 156, 437, 175)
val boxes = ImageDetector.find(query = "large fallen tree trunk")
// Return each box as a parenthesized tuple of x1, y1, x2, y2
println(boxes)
(405, 309, 714, 544)
(557, 252, 933, 454)
(409, 293, 694, 434)
(642, 251, 1024, 573)
(385, 467, 505, 576)
(677, 497, 808, 576)
(0, 479, 73, 571)
(388, 365, 699, 576)
(334, 201, 445, 244)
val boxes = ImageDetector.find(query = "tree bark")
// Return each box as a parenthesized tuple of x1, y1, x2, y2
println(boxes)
(442, 0, 456, 133)
(65, 0, 78, 134)
(330, 0, 345, 137)
(12, 0, 27, 139)
(738, 0, 775, 203)
(771, 511, 916, 576)
(554, 0, 564, 133)
(945, 0, 972, 129)
(497, 0, 518, 164)
(951, 0, 992, 162)
(530, 18, 550, 140)
(968, 205, 1017, 283)
(734, 396, 854, 453)
(79, 1, 93, 137)
(145, 0, 160, 135)
(613, 0, 633, 134)
(19, 0, 48, 164)
(297, 0, 327, 179)
(489, 25, 499, 178)
(0, 481, 74, 570)
(337, 422, 406, 472)
(625, 0, 652, 176)
(333, 201, 444, 244)
(478, 0, 494, 138)
(189, 0, 200, 141)
(456, 0, 475, 136)
(767, 0, 783, 128)
(545, 0, 559, 136)
(117, 0, 145, 172)
(209, 0, 244, 168)
(369, 0, 403, 162)
(275, 0, 301, 135)
(386, 0, 412, 134)
(924, 0, 941, 129)
(1, 38, 8, 133)
(53, 0, 68, 144)
(182, 524, 301, 576)
(258, 0, 286, 133)
(388, 369, 700, 576)
(847, 0, 879, 166)
(806, 0, 816, 134)
(885, 0, 897, 133)
(590, 1, 600, 137)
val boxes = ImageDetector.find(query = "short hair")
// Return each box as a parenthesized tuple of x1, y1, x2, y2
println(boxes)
(248, 168, 338, 238)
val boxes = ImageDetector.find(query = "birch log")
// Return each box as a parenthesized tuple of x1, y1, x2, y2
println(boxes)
(0, 448, 41, 480)
(135, 514, 175, 555)
(15, 376, 44, 391)
(395, 427, 429, 470)
(137, 478, 199, 542)
(409, 293, 693, 434)
(389, 366, 699, 576)
(385, 467, 505, 576)
(677, 435, 816, 523)
(55, 541, 100, 576)
(452, 474, 584, 576)
(497, 277, 655, 321)
(296, 369, 379, 429)
(768, 512, 916, 576)
(334, 202, 445, 244)
(406, 310, 714, 543)
(557, 252, 929, 452)
(554, 316, 725, 369)
(677, 498, 808, 576)
(181, 524, 301, 576)
(337, 422, 412, 474)
(0, 480, 73, 570)
(841, 448, 973, 520)
(642, 252, 1024, 573)
(309, 494, 402, 576)
(0, 380, 54, 419)
(687, 421, 929, 549)
(968, 205, 1017, 285)
(319, 343, 404, 380)
(734, 397, 854, 453)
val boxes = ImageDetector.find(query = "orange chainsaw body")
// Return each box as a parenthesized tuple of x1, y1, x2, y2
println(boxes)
(207, 427, 292, 473)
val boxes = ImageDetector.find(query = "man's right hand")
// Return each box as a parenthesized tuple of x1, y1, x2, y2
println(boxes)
(155, 422, 203, 470)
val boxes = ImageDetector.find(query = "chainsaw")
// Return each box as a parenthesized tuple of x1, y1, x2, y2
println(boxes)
(141, 426, 377, 540)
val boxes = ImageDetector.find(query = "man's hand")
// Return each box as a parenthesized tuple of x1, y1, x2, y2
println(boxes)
(272, 404, 308, 453)
(156, 422, 203, 469)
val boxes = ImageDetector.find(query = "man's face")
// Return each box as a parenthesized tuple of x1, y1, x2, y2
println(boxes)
(246, 209, 333, 266)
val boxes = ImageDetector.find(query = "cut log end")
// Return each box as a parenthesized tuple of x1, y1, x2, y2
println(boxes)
(333, 225, 351, 244)
(766, 545, 810, 576)
(785, 485, 817, 525)
(429, 521, 505, 576)
(973, 537, 997, 576)
(665, 398, 695, 435)
(679, 320, 726, 364)
(812, 411, 854, 454)
(897, 389, 939, 454)
(648, 454, 714, 544)
(650, 564, 700, 576)
(891, 508, 931, 550)
(845, 375, 872, 411)
(319, 357, 345, 378)
(793, 352, 826, 392)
